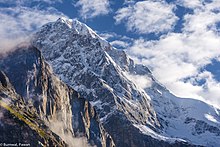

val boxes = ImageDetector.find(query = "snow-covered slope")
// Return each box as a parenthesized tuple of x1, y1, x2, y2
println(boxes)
(32, 18, 220, 147)
(33, 17, 159, 127)
(109, 34, 220, 146)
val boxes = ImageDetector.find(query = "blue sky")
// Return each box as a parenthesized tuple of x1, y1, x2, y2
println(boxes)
(0, 0, 220, 108)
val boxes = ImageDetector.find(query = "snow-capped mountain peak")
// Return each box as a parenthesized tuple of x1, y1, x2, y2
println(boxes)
(30, 18, 220, 147)
(57, 17, 110, 50)
(57, 17, 102, 40)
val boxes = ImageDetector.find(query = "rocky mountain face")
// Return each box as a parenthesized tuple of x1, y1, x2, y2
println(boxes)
(0, 17, 220, 147)
(0, 46, 114, 147)
(0, 70, 67, 146)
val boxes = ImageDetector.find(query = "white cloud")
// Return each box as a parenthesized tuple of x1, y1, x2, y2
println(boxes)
(196, 71, 220, 108)
(0, 6, 64, 53)
(75, 0, 110, 19)
(110, 40, 129, 48)
(127, 0, 220, 108)
(176, 0, 202, 9)
(99, 32, 119, 40)
(114, 0, 178, 34)
(49, 120, 90, 147)
(124, 72, 152, 90)
(99, 32, 133, 49)
(123, 0, 136, 5)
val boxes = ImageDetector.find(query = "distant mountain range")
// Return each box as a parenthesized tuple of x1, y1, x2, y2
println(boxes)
(0, 17, 220, 147)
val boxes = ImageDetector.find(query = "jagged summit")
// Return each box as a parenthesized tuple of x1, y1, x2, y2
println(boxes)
(56, 17, 109, 48)
(57, 17, 97, 37)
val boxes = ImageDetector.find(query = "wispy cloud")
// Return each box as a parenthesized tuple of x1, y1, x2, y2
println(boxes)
(75, 0, 110, 19)
(49, 120, 90, 147)
(176, 0, 202, 9)
(99, 32, 119, 40)
(99, 32, 133, 49)
(110, 40, 129, 49)
(124, 72, 152, 90)
(127, 0, 220, 108)
(114, 0, 178, 34)
(0, 6, 64, 53)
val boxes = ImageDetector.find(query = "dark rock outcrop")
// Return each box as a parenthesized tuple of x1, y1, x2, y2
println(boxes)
(0, 70, 66, 147)
(0, 46, 114, 147)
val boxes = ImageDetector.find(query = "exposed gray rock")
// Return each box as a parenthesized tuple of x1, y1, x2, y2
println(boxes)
(0, 70, 67, 147)
(0, 46, 114, 147)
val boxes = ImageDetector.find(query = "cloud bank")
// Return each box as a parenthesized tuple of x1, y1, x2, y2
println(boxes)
(126, 0, 220, 108)
(75, 0, 110, 19)
(114, 0, 178, 34)
(0, 6, 64, 53)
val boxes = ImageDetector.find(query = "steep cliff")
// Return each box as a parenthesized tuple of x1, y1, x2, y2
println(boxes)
(0, 70, 67, 146)
(0, 46, 114, 147)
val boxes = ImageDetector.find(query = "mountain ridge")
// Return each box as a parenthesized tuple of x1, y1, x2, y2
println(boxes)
(0, 17, 219, 146)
